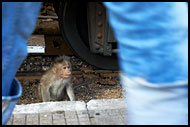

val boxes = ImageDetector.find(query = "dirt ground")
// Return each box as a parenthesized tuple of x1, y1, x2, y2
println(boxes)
(17, 79, 123, 104)
(17, 55, 124, 105)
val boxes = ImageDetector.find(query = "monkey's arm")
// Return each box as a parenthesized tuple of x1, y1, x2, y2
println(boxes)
(38, 84, 42, 101)
(66, 83, 75, 101)
(41, 84, 51, 102)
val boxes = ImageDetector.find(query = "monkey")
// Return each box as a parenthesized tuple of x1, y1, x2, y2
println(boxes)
(38, 55, 75, 102)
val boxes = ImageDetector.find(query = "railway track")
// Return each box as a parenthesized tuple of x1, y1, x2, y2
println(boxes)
(16, 70, 120, 80)
(16, 54, 120, 90)
(16, 68, 122, 105)
(16, 54, 119, 82)
(16, 69, 120, 92)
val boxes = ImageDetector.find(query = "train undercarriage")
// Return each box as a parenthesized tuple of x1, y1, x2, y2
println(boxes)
(33, 2, 119, 70)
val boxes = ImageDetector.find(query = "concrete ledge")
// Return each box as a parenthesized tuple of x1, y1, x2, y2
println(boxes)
(87, 98, 126, 110)
(13, 99, 126, 114)
(9, 99, 127, 125)
(13, 101, 86, 114)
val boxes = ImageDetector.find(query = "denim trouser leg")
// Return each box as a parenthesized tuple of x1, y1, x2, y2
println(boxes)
(120, 73, 188, 125)
(2, 2, 42, 125)
(2, 79, 22, 125)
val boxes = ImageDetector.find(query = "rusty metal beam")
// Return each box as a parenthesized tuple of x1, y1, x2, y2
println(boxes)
(15, 70, 120, 80)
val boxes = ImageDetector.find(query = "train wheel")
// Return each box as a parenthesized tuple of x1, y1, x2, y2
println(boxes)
(58, 2, 119, 70)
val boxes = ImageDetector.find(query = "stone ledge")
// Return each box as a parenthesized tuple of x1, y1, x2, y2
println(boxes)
(13, 101, 86, 114)
(13, 98, 126, 114)
(87, 98, 126, 110)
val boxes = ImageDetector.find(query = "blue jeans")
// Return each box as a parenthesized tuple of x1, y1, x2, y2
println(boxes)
(121, 73, 188, 125)
(104, 2, 188, 125)
(2, 2, 42, 125)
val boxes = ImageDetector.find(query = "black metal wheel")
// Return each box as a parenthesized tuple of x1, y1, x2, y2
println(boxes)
(58, 2, 118, 70)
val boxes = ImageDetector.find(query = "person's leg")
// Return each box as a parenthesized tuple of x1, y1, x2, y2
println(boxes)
(121, 73, 188, 125)
(2, 79, 22, 125)
(2, 2, 42, 125)
(104, 2, 188, 125)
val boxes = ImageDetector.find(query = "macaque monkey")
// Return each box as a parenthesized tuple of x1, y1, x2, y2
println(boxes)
(38, 55, 75, 102)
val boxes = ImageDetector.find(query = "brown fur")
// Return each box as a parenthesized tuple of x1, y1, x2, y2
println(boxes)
(38, 55, 75, 102)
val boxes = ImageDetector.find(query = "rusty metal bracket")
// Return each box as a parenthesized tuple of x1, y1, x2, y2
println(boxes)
(87, 3, 106, 54)
(87, 2, 116, 56)
(29, 35, 73, 56)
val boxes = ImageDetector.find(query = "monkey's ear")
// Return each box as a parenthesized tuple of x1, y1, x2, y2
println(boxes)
(53, 64, 57, 73)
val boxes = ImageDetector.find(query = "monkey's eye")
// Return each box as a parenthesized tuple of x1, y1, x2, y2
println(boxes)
(63, 66, 67, 69)
(67, 66, 70, 69)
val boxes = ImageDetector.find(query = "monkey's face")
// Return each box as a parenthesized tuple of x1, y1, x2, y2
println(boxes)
(54, 63, 71, 79)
